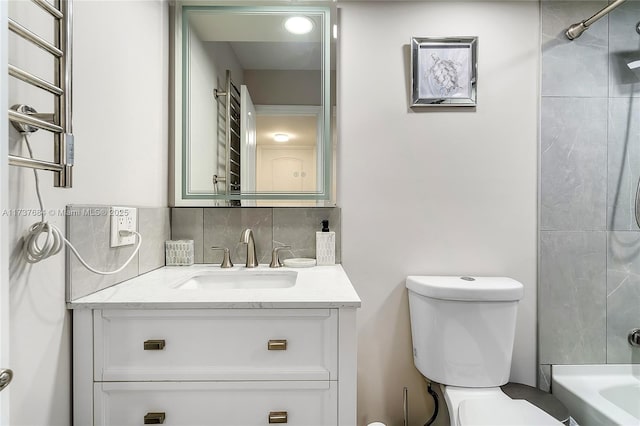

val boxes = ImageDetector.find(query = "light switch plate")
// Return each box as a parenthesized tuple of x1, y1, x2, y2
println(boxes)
(110, 206, 137, 248)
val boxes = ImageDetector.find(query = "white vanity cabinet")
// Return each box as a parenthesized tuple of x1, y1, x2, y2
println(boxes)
(73, 307, 357, 426)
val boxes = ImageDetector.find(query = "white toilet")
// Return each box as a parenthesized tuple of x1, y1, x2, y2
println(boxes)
(406, 276, 563, 426)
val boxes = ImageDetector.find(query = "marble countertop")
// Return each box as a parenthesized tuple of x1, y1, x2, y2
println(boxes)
(68, 264, 361, 309)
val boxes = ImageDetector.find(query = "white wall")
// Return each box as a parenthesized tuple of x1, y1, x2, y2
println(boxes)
(7, 1, 168, 424)
(337, 2, 539, 425)
(187, 37, 243, 193)
(244, 70, 322, 105)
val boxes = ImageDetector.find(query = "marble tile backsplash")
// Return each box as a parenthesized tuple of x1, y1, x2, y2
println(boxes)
(172, 207, 341, 266)
(65, 206, 335, 301)
(66, 205, 170, 301)
(170, 208, 204, 263)
(204, 208, 273, 265)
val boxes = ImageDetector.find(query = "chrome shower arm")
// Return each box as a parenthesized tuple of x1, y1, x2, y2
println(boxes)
(566, 0, 626, 40)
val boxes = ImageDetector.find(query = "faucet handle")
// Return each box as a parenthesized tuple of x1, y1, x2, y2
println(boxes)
(210, 247, 233, 268)
(270, 245, 291, 268)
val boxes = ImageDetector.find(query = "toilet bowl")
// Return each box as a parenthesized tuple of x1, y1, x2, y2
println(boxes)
(406, 276, 563, 426)
(443, 386, 562, 425)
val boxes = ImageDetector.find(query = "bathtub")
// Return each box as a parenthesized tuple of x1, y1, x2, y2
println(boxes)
(552, 364, 640, 426)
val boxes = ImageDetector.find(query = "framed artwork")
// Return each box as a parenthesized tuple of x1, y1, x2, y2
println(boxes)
(411, 37, 478, 107)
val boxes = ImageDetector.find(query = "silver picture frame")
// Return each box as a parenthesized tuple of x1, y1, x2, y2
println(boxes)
(411, 37, 478, 107)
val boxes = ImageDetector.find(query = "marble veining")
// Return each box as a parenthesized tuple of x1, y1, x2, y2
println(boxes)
(539, 1, 640, 377)
(68, 264, 361, 310)
(538, 364, 551, 392)
(172, 207, 342, 266)
(171, 208, 205, 263)
(541, 1, 608, 97)
(540, 98, 607, 231)
(138, 208, 171, 274)
(66, 206, 139, 300)
(608, 98, 640, 230)
(273, 208, 341, 263)
(539, 231, 607, 365)
(203, 208, 273, 265)
(606, 231, 640, 363)
(67, 205, 171, 301)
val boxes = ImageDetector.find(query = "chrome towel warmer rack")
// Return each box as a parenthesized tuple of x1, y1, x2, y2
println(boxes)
(214, 69, 241, 197)
(7, 0, 73, 188)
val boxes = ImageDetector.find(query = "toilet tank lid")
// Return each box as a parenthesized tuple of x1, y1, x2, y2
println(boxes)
(405, 276, 524, 301)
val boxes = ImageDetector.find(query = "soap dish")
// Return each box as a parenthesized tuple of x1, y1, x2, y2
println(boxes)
(283, 258, 316, 268)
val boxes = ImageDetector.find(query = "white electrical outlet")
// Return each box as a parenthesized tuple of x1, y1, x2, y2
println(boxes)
(110, 206, 137, 248)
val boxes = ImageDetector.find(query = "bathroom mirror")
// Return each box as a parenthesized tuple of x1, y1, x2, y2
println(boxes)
(171, 3, 335, 206)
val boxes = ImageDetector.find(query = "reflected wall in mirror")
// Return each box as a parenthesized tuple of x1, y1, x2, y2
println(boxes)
(171, 4, 335, 206)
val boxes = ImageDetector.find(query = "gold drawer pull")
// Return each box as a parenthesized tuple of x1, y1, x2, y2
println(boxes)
(267, 339, 287, 351)
(144, 412, 166, 424)
(143, 340, 165, 351)
(268, 411, 288, 424)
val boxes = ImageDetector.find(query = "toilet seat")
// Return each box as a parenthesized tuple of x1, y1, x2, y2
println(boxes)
(458, 398, 563, 425)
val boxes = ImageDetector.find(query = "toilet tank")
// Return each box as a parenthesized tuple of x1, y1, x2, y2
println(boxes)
(406, 276, 524, 388)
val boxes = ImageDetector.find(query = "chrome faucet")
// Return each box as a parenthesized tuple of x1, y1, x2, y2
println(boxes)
(240, 228, 258, 268)
(269, 245, 291, 268)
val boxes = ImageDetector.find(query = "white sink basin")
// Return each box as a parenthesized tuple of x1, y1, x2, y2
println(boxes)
(175, 270, 297, 290)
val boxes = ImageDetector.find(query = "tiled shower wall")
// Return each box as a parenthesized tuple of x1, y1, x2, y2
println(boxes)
(539, 1, 640, 390)
(171, 207, 341, 266)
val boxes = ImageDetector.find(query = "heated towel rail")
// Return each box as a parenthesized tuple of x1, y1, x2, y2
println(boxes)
(214, 69, 241, 197)
(7, 0, 74, 188)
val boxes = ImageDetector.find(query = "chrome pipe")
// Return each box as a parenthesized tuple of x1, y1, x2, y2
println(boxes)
(8, 109, 63, 133)
(30, 113, 55, 122)
(403, 387, 409, 426)
(565, 0, 626, 40)
(6, 0, 73, 188)
(31, 0, 63, 19)
(55, 0, 73, 188)
(582, 0, 625, 27)
(8, 64, 64, 95)
(225, 70, 231, 196)
(9, 155, 64, 172)
(59, 0, 72, 135)
(8, 18, 63, 57)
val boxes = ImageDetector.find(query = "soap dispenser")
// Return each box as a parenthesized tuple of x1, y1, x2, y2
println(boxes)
(316, 219, 335, 265)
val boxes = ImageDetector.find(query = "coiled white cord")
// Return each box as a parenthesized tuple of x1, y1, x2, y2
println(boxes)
(20, 133, 142, 275)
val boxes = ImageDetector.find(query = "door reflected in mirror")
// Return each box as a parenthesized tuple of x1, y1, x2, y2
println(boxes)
(255, 106, 320, 194)
(173, 5, 334, 206)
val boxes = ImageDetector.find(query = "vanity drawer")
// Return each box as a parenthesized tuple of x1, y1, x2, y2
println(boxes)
(94, 309, 337, 381)
(94, 381, 337, 426)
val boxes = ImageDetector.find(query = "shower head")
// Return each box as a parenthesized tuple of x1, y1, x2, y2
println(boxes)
(628, 60, 640, 70)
